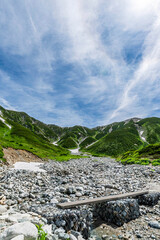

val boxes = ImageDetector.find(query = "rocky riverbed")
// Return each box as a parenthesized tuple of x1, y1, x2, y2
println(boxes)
(0, 157, 160, 240)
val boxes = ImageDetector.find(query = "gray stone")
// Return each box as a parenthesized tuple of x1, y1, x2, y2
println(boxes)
(70, 231, 81, 238)
(148, 221, 160, 229)
(52, 235, 59, 240)
(66, 186, 76, 194)
(52, 224, 57, 232)
(0, 205, 7, 215)
(76, 187, 84, 192)
(58, 233, 70, 240)
(136, 233, 142, 238)
(76, 192, 82, 197)
(54, 228, 65, 235)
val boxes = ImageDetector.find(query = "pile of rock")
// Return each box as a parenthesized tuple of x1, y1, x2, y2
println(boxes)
(0, 157, 159, 239)
(94, 199, 140, 226)
(138, 192, 160, 206)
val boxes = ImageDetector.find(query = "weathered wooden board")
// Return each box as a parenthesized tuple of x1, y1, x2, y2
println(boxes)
(57, 190, 148, 209)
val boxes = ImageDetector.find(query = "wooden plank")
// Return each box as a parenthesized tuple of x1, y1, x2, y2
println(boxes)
(57, 190, 148, 209)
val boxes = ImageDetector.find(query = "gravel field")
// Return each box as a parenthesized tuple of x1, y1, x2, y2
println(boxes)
(0, 157, 159, 239)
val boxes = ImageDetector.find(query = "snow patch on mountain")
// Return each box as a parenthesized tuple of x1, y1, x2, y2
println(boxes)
(139, 130, 147, 142)
(109, 126, 113, 133)
(69, 148, 80, 154)
(137, 129, 148, 143)
(86, 140, 98, 148)
(52, 141, 58, 146)
(0, 111, 12, 129)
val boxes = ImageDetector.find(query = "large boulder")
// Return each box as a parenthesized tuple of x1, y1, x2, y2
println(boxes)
(0, 221, 38, 240)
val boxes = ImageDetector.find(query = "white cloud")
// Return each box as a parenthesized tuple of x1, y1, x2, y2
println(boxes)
(1, 0, 160, 126)
(108, 12, 160, 123)
(0, 97, 16, 110)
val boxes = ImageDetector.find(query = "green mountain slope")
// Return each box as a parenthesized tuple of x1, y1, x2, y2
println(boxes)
(1, 105, 160, 163)
(86, 120, 144, 157)
(0, 106, 60, 141)
(137, 117, 160, 144)
(0, 120, 69, 161)
(58, 137, 78, 149)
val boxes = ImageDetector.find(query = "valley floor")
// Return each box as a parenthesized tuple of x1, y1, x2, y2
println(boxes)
(0, 157, 160, 239)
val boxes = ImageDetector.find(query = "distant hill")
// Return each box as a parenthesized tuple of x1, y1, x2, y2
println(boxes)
(1, 105, 160, 164)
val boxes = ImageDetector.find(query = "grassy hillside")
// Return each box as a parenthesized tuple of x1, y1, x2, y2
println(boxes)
(93, 121, 127, 140)
(58, 136, 78, 149)
(86, 120, 144, 157)
(0, 106, 60, 141)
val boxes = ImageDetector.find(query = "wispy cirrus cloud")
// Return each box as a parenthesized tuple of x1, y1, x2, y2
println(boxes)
(0, 0, 160, 127)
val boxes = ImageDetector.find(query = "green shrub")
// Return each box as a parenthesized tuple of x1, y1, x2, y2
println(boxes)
(36, 224, 47, 240)
(119, 142, 160, 166)
(140, 159, 151, 165)
(0, 146, 4, 158)
(152, 159, 160, 166)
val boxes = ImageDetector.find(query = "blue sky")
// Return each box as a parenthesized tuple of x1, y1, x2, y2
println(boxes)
(0, 0, 160, 127)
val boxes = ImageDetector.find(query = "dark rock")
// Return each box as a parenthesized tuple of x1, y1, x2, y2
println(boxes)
(137, 193, 160, 206)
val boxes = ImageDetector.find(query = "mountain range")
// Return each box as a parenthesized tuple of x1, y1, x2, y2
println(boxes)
(0, 105, 160, 165)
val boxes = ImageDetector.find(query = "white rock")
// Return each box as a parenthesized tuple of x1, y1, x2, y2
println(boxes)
(50, 198, 58, 204)
(69, 234, 77, 240)
(11, 235, 24, 240)
(0, 221, 38, 240)
(43, 224, 52, 234)
(0, 205, 7, 215)
(78, 236, 85, 240)
(76, 192, 82, 197)
(13, 213, 31, 222)
(5, 213, 32, 224)
(0, 213, 9, 220)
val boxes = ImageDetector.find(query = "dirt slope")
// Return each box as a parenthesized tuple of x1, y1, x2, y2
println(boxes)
(3, 148, 42, 165)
